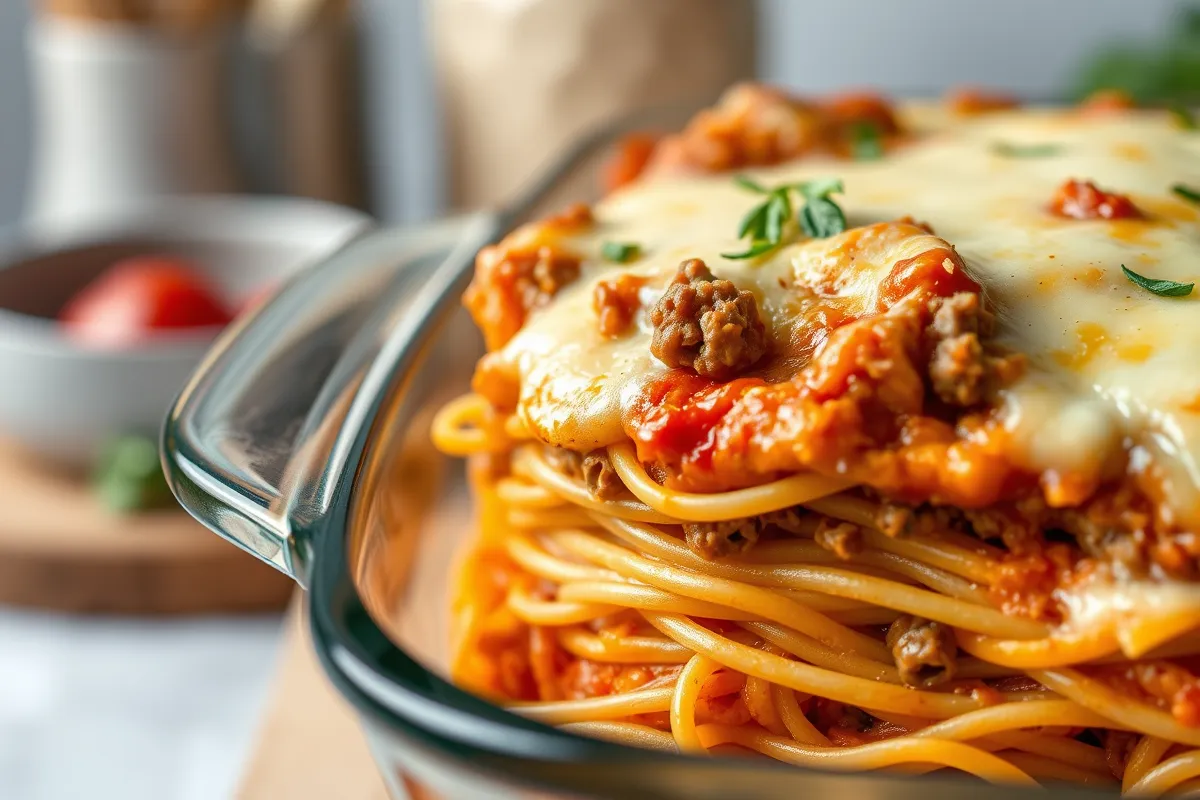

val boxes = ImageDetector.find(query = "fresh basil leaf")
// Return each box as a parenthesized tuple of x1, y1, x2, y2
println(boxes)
(736, 199, 771, 240)
(799, 196, 847, 238)
(600, 241, 641, 263)
(1172, 183, 1200, 205)
(721, 240, 777, 260)
(992, 141, 1063, 158)
(851, 122, 883, 160)
(1121, 264, 1194, 297)
(764, 192, 790, 244)
(1170, 104, 1198, 130)
(734, 175, 770, 194)
(799, 178, 845, 199)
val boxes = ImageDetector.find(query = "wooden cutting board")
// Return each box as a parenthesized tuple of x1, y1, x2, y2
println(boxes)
(238, 595, 391, 800)
(0, 442, 293, 614)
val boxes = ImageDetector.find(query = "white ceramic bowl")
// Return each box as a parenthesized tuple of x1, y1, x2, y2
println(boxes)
(0, 196, 370, 465)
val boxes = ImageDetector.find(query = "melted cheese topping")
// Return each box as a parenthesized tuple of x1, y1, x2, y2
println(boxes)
(492, 108, 1200, 523)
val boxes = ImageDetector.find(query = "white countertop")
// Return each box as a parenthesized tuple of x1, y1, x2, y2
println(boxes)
(0, 609, 284, 800)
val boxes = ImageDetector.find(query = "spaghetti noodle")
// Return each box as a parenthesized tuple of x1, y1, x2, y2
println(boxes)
(430, 86, 1200, 793)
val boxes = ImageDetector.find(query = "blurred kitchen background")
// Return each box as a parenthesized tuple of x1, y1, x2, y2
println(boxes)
(1, 0, 1197, 227)
(0, 1, 1196, 799)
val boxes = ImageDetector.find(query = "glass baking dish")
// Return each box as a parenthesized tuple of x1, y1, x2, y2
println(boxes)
(161, 111, 1101, 800)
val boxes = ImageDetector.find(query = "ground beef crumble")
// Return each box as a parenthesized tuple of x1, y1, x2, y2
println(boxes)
(681, 507, 815, 560)
(593, 274, 647, 338)
(814, 519, 862, 559)
(463, 207, 593, 350)
(870, 485, 1200, 622)
(885, 614, 958, 687)
(543, 446, 626, 500)
(924, 292, 1023, 408)
(649, 259, 768, 379)
(684, 517, 762, 560)
(761, 507, 812, 536)
(581, 450, 624, 500)
(542, 446, 583, 478)
(874, 502, 969, 539)
(464, 244, 582, 350)
(640, 84, 906, 176)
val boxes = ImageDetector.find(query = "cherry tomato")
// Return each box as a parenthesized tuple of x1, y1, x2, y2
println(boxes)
(59, 255, 234, 346)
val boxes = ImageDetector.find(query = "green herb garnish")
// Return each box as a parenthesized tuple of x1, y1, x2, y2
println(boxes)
(1172, 183, 1200, 205)
(798, 181, 847, 238)
(723, 176, 847, 259)
(1170, 104, 1198, 130)
(94, 435, 174, 513)
(1121, 264, 1194, 298)
(851, 122, 883, 161)
(601, 241, 641, 263)
(733, 175, 770, 194)
(992, 142, 1063, 158)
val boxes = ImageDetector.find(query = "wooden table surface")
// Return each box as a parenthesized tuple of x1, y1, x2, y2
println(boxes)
(238, 594, 389, 800)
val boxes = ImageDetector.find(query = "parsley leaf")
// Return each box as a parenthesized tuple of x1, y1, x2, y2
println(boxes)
(736, 200, 771, 239)
(763, 191, 791, 244)
(992, 142, 1063, 158)
(733, 175, 770, 194)
(1170, 104, 1198, 130)
(1121, 264, 1194, 297)
(722, 239, 779, 260)
(851, 123, 883, 161)
(1172, 183, 1200, 205)
(724, 176, 847, 259)
(800, 178, 845, 199)
(797, 179, 846, 238)
(601, 241, 641, 263)
(799, 196, 846, 238)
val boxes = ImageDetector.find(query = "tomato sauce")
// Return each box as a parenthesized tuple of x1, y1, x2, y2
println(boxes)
(1049, 179, 1142, 221)
(627, 373, 764, 476)
(623, 239, 1026, 502)
(946, 87, 1019, 116)
(822, 91, 901, 136)
(877, 247, 981, 310)
(1090, 661, 1200, 727)
(602, 133, 659, 193)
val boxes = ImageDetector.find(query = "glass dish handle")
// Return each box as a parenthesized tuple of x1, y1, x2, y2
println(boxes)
(162, 211, 502, 585)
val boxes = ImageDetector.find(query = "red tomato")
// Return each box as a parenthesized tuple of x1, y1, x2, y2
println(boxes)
(59, 255, 234, 346)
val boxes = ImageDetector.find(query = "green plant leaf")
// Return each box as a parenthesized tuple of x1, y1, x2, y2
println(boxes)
(733, 175, 770, 194)
(736, 199, 771, 240)
(600, 241, 641, 263)
(763, 191, 791, 244)
(1121, 264, 1194, 297)
(721, 240, 777, 260)
(1170, 104, 1198, 130)
(799, 178, 845, 199)
(799, 196, 847, 238)
(851, 123, 883, 160)
(1172, 183, 1200, 205)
